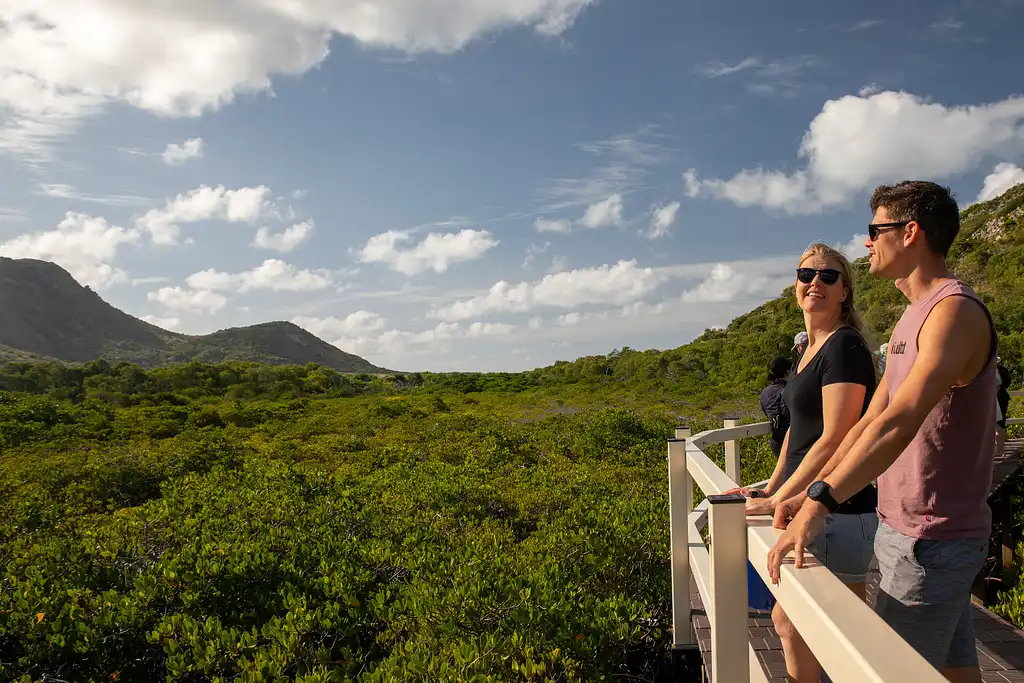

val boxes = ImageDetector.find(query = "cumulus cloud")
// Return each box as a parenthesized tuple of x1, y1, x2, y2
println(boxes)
(835, 234, 870, 260)
(357, 228, 498, 275)
(140, 314, 181, 330)
(0, 0, 597, 160)
(252, 220, 314, 252)
(292, 311, 387, 339)
(579, 193, 624, 228)
(291, 315, 513, 360)
(684, 90, 1024, 214)
(680, 263, 773, 303)
(186, 259, 334, 293)
(431, 259, 663, 321)
(977, 163, 1024, 204)
(161, 137, 204, 165)
(136, 184, 273, 244)
(0, 211, 140, 289)
(147, 286, 228, 314)
(644, 201, 680, 239)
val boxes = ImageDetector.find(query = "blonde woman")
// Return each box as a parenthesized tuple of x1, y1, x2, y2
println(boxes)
(731, 243, 878, 682)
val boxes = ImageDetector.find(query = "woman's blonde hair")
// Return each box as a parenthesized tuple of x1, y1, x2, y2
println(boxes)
(797, 243, 870, 341)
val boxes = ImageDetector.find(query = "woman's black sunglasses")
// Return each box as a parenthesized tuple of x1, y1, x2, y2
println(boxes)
(796, 268, 841, 285)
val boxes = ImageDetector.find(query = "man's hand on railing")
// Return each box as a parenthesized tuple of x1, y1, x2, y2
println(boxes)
(771, 494, 805, 529)
(766, 499, 828, 584)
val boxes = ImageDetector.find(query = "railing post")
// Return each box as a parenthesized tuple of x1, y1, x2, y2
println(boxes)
(723, 417, 740, 485)
(668, 429, 697, 658)
(707, 493, 749, 683)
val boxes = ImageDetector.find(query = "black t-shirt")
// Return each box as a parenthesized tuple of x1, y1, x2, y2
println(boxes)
(782, 327, 878, 514)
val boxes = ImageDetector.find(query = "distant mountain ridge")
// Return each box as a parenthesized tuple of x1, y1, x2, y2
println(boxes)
(0, 258, 387, 373)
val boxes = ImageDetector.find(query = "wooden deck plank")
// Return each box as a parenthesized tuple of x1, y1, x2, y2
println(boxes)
(691, 440, 1024, 682)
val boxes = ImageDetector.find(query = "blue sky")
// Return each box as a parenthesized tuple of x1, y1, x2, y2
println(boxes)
(2, 0, 1024, 371)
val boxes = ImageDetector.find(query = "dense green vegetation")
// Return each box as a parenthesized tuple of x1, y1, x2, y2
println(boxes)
(0, 363, 777, 682)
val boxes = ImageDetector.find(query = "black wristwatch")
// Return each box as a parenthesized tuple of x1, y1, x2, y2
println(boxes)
(807, 481, 839, 513)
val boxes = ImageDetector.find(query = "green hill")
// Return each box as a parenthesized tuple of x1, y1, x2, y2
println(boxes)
(0, 258, 388, 373)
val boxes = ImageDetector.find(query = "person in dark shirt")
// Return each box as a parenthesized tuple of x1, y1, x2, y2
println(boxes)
(728, 242, 878, 683)
(996, 358, 1011, 457)
(760, 356, 792, 459)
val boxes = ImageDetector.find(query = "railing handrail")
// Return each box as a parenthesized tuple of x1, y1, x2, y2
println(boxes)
(672, 420, 947, 682)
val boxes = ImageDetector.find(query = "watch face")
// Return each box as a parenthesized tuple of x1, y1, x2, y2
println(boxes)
(808, 481, 826, 498)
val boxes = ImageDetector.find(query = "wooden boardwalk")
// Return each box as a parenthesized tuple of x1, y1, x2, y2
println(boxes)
(691, 440, 1024, 682)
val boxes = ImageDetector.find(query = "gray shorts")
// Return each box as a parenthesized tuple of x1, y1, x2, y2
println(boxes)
(873, 520, 988, 669)
(806, 511, 878, 583)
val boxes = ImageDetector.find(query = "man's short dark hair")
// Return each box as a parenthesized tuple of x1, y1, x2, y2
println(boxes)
(769, 356, 793, 382)
(869, 181, 960, 256)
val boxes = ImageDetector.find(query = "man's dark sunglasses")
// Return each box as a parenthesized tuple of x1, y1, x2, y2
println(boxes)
(868, 220, 909, 241)
(796, 268, 841, 285)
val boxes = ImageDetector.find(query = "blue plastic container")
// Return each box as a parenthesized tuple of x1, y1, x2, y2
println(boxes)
(747, 560, 776, 610)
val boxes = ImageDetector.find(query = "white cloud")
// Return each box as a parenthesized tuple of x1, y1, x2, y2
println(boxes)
(534, 218, 572, 233)
(186, 259, 334, 293)
(0, 211, 139, 289)
(357, 228, 498, 275)
(432, 259, 664, 321)
(141, 314, 181, 330)
(579, 193, 624, 228)
(292, 311, 386, 339)
(848, 19, 884, 32)
(36, 182, 149, 207)
(685, 90, 1024, 214)
(291, 315, 515, 362)
(0, 0, 596, 160)
(547, 255, 568, 274)
(467, 321, 515, 337)
(696, 55, 818, 96)
(536, 125, 672, 211)
(161, 137, 204, 165)
(147, 286, 228, 314)
(645, 201, 680, 239)
(522, 241, 549, 269)
(977, 163, 1024, 203)
(132, 276, 171, 286)
(252, 220, 313, 252)
(835, 234, 870, 261)
(0, 208, 28, 223)
(136, 185, 273, 244)
(680, 263, 774, 304)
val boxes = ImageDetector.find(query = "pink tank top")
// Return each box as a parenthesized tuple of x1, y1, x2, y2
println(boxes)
(877, 279, 997, 540)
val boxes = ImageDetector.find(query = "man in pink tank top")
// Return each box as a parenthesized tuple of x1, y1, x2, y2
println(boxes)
(766, 181, 997, 682)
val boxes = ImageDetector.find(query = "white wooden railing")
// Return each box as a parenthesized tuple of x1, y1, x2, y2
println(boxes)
(669, 421, 947, 682)
(1008, 389, 1024, 426)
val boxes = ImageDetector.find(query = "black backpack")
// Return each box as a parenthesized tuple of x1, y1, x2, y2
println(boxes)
(770, 391, 790, 438)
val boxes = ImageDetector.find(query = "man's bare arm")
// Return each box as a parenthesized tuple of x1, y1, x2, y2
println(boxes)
(814, 372, 889, 483)
(824, 296, 991, 503)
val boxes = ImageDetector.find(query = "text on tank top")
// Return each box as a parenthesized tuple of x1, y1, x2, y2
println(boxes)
(878, 279, 997, 540)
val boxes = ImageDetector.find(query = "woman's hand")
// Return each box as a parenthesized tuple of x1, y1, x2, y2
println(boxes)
(745, 495, 777, 517)
(721, 485, 755, 497)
